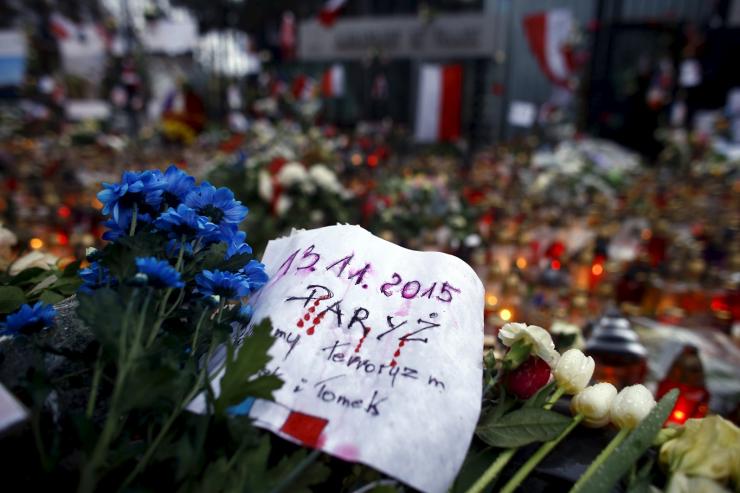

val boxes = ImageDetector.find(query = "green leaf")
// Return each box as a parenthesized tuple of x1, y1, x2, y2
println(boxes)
(569, 389, 679, 493)
(102, 232, 164, 281)
(502, 339, 531, 370)
(63, 260, 82, 277)
(76, 288, 126, 353)
(625, 458, 655, 493)
(240, 374, 283, 400)
(51, 275, 82, 291)
(523, 382, 556, 409)
(8, 267, 50, 287)
(39, 290, 66, 305)
(191, 243, 228, 274)
(479, 385, 516, 425)
(218, 252, 253, 273)
(120, 361, 183, 413)
(214, 320, 282, 415)
(0, 286, 26, 313)
(477, 407, 571, 448)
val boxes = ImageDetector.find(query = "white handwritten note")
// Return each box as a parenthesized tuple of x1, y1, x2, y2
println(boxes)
(201, 225, 484, 492)
(0, 382, 28, 435)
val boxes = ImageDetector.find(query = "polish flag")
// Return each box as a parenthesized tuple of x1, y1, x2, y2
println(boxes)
(280, 11, 296, 60)
(292, 74, 316, 101)
(523, 9, 575, 87)
(414, 64, 463, 143)
(318, 0, 347, 27)
(321, 64, 345, 97)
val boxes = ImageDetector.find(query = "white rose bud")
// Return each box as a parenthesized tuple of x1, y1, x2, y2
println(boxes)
(553, 349, 595, 394)
(570, 383, 618, 428)
(610, 384, 656, 429)
(499, 322, 560, 367)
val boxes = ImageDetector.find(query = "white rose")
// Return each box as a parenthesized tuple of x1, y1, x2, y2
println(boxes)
(499, 323, 560, 367)
(666, 473, 730, 493)
(0, 224, 17, 248)
(309, 164, 341, 193)
(554, 349, 595, 394)
(570, 383, 617, 427)
(610, 384, 656, 429)
(10, 251, 59, 275)
(277, 162, 309, 187)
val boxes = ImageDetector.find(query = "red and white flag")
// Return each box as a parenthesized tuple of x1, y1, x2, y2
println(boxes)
(523, 9, 575, 87)
(50, 13, 75, 40)
(292, 74, 316, 101)
(318, 0, 347, 27)
(321, 64, 345, 97)
(414, 64, 463, 143)
(280, 11, 296, 60)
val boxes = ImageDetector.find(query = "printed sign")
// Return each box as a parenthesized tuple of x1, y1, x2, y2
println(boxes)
(298, 14, 501, 61)
(192, 225, 484, 493)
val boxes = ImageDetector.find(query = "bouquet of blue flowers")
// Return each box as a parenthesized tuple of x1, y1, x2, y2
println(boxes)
(0, 166, 335, 492)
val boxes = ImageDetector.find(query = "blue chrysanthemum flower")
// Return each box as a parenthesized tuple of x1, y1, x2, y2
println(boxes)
(79, 261, 116, 293)
(101, 219, 127, 241)
(240, 260, 268, 292)
(184, 183, 248, 226)
(135, 257, 185, 289)
(154, 204, 220, 242)
(237, 304, 254, 323)
(195, 269, 252, 300)
(162, 165, 196, 208)
(97, 170, 165, 224)
(223, 228, 254, 258)
(1, 302, 56, 336)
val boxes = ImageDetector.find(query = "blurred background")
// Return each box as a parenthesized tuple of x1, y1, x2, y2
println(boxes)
(0, 0, 738, 423)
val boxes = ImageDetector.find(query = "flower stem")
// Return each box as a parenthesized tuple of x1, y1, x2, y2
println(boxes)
(78, 292, 151, 493)
(499, 414, 585, 493)
(129, 204, 138, 236)
(118, 371, 206, 491)
(86, 347, 104, 418)
(464, 448, 516, 493)
(569, 427, 631, 493)
(545, 386, 566, 410)
(191, 309, 209, 356)
(175, 234, 186, 271)
(31, 405, 52, 471)
(216, 297, 226, 324)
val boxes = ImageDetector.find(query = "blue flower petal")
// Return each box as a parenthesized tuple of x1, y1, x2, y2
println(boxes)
(135, 257, 185, 289)
(3, 302, 56, 336)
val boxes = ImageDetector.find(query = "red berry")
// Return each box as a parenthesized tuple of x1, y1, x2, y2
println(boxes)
(505, 356, 551, 399)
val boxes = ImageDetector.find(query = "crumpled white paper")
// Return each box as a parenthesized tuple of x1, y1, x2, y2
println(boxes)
(195, 225, 484, 492)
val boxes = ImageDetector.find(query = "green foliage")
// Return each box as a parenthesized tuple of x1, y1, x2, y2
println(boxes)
(450, 443, 502, 493)
(0, 260, 82, 312)
(625, 458, 657, 493)
(522, 382, 556, 409)
(569, 389, 679, 493)
(214, 320, 284, 415)
(0, 285, 25, 313)
(501, 339, 531, 370)
(477, 407, 572, 448)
